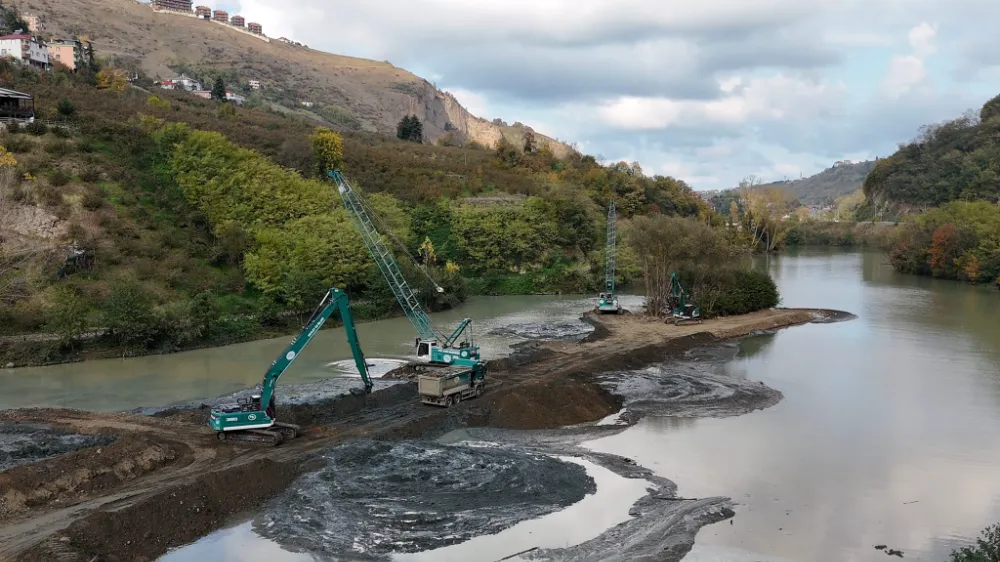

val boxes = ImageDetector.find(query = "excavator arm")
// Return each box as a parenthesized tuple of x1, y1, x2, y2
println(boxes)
(442, 317, 473, 348)
(258, 288, 373, 408)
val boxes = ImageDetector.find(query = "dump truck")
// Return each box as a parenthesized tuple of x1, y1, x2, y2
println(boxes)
(417, 363, 486, 407)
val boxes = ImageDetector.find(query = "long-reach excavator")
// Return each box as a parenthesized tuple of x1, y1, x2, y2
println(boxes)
(209, 288, 374, 445)
(327, 169, 481, 369)
(597, 199, 623, 314)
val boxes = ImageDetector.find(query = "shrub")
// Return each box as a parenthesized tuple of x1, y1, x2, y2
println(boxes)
(5, 135, 33, 153)
(25, 121, 47, 136)
(81, 188, 105, 210)
(715, 269, 780, 316)
(44, 139, 73, 156)
(48, 169, 71, 187)
(80, 166, 102, 183)
(57, 98, 76, 117)
(101, 283, 158, 350)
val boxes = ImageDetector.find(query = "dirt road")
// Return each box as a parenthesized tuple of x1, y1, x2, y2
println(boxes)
(0, 307, 846, 561)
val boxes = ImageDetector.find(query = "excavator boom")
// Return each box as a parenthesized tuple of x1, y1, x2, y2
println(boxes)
(209, 288, 373, 445)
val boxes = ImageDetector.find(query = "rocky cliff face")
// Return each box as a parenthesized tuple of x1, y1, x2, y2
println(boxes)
(14, 0, 576, 156)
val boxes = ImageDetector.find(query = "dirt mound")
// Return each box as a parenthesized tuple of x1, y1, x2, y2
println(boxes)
(19, 458, 305, 562)
(254, 440, 595, 556)
(480, 378, 622, 430)
(0, 434, 182, 522)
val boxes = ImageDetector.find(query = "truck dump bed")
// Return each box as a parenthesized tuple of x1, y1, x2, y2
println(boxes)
(417, 366, 474, 397)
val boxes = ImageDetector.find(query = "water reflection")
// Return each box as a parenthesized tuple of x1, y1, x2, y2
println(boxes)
(588, 248, 1000, 561)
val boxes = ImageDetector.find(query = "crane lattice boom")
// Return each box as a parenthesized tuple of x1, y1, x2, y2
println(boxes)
(605, 199, 616, 294)
(328, 170, 442, 343)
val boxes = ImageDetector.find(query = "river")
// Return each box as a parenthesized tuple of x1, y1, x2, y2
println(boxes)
(0, 294, 644, 412)
(7, 249, 1000, 561)
(588, 248, 1000, 561)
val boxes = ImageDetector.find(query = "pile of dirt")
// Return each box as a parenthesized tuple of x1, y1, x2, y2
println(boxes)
(0, 434, 183, 522)
(253, 440, 595, 556)
(480, 378, 623, 430)
(20, 458, 305, 562)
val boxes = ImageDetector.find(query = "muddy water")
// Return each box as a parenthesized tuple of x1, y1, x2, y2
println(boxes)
(587, 248, 1000, 561)
(0, 294, 644, 412)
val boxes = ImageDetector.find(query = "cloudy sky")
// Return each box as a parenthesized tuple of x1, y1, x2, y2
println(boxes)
(221, 0, 1000, 191)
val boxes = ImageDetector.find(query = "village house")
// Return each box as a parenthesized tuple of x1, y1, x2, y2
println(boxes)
(248, 79, 261, 90)
(0, 33, 49, 68)
(47, 39, 85, 71)
(159, 74, 201, 91)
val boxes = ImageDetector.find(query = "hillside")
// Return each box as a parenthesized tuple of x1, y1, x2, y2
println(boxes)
(760, 160, 875, 205)
(9, 0, 573, 156)
(864, 94, 1000, 207)
(0, 62, 712, 365)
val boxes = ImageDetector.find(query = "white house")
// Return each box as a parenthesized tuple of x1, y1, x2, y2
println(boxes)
(225, 90, 245, 104)
(0, 33, 49, 68)
(248, 79, 261, 90)
(170, 74, 202, 91)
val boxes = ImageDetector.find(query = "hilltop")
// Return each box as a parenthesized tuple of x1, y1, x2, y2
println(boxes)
(759, 160, 875, 205)
(8, 0, 573, 156)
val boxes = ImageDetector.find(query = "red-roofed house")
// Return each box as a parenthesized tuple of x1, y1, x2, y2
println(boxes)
(0, 34, 49, 68)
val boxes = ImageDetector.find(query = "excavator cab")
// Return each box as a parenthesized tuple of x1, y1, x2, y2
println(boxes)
(416, 340, 437, 361)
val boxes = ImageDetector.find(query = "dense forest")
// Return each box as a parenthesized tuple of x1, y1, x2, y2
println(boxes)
(864, 93, 1000, 286)
(0, 60, 780, 366)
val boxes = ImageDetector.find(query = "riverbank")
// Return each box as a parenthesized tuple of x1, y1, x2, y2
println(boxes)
(0, 306, 850, 561)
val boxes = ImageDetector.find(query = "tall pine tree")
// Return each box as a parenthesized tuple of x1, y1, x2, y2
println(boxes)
(211, 77, 226, 101)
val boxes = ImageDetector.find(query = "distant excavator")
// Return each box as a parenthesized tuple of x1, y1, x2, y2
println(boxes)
(209, 288, 374, 446)
(668, 273, 702, 326)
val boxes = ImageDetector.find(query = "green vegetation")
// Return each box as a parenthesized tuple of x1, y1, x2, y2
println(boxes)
(951, 523, 1000, 561)
(629, 215, 780, 317)
(784, 221, 896, 248)
(0, 58, 784, 366)
(396, 115, 423, 143)
(861, 94, 1000, 285)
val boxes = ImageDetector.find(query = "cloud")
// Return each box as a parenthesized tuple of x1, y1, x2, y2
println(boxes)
(230, 0, 1000, 191)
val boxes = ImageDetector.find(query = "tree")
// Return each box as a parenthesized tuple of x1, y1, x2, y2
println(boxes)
(86, 41, 97, 72)
(44, 287, 89, 344)
(419, 236, 437, 265)
(396, 115, 423, 143)
(211, 77, 226, 101)
(101, 283, 157, 350)
(56, 99, 76, 117)
(96, 68, 127, 93)
(928, 223, 961, 276)
(310, 127, 344, 176)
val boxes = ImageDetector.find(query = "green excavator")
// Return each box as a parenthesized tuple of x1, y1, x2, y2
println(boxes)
(668, 273, 702, 325)
(209, 288, 374, 446)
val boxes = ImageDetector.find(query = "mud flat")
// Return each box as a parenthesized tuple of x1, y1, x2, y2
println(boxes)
(0, 306, 849, 561)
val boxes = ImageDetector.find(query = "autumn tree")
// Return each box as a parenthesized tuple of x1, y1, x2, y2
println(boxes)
(96, 68, 127, 93)
(928, 223, 961, 276)
(310, 126, 344, 176)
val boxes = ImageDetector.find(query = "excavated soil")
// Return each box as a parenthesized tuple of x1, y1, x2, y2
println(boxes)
(0, 307, 849, 562)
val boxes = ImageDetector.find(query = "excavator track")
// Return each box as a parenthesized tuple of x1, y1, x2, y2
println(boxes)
(274, 422, 301, 441)
(217, 428, 284, 446)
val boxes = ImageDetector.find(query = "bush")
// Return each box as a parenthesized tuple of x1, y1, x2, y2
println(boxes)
(48, 169, 71, 187)
(82, 188, 105, 210)
(80, 166, 102, 183)
(4, 135, 33, 153)
(101, 283, 158, 351)
(25, 121, 47, 136)
(715, 269, 780, 316)
(44, 139, 73, 156)
(57, 99, 76, 117)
